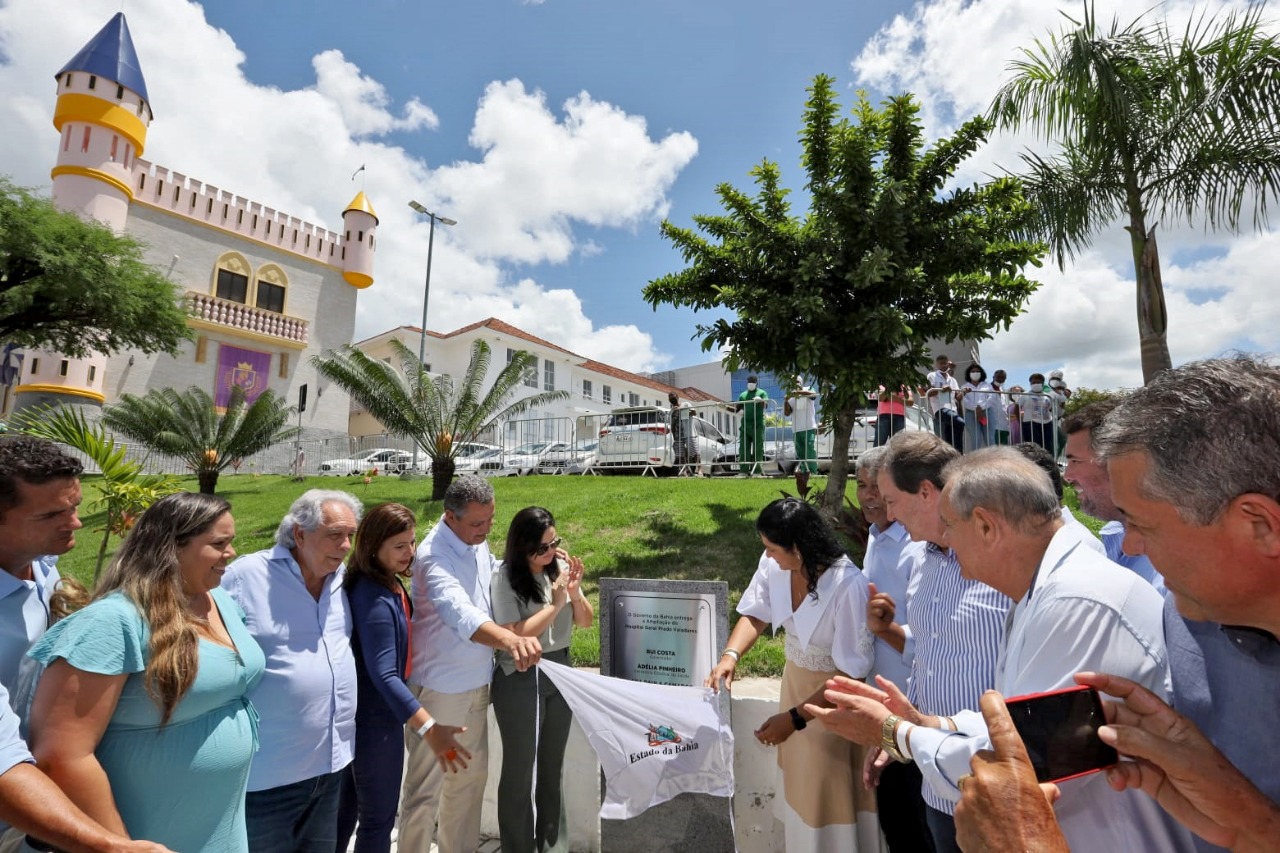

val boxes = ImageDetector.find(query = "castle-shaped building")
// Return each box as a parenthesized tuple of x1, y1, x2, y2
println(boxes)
(6, 13, 374, 441)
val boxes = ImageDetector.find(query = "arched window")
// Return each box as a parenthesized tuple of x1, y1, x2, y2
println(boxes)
(254, 264, 289, 314)
(212, 252, 252, 304)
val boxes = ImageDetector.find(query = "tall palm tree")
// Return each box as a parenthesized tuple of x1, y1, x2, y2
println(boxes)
(989, 3, 1280, 383)
(312, 338, 568, 500)
(102, 385, 299, 494)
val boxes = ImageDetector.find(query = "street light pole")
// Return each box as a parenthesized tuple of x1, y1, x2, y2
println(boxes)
(407, 201, 456, 473)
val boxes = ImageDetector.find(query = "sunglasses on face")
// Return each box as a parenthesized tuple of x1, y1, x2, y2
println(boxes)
(531, 537, 563, 557)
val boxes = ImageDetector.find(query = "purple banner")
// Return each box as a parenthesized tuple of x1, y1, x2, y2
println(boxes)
(215, 344, 271, 409)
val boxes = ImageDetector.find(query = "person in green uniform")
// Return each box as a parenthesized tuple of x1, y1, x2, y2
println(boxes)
(737, 374, 769, 475)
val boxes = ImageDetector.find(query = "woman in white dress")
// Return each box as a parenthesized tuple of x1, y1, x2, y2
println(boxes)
(707, 498, 878, 852)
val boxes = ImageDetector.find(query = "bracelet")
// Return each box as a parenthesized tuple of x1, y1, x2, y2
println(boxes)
(415, 718, 436, 738)
(720, 648, 740, 662)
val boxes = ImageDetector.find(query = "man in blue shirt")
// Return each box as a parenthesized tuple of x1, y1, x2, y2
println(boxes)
(399, 476, 541, 853)
(868, 431, 1008, 853)
(954, 355, 1280, 852)
(1062, 400, 1167, 594)
(222, 490, 362, 853)
(0, 437, 83, 711)
(856, 447, 933, 852)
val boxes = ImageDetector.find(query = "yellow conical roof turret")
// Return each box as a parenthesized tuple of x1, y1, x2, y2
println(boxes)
(343, 191, 378, 225)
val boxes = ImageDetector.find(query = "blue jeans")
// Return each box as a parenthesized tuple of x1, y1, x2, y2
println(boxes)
(245, 770, 343, 853)
(336, 723, 404, 853)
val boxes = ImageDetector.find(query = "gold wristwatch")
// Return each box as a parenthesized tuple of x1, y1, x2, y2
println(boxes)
(880, 713, 910, 763)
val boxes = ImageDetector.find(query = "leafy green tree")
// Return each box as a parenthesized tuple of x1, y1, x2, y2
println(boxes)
(101, 386, 299, 494)
(645, 76, 1044, 509)
(312, 338, 568, 500)
(1062, 386, 1124, 418)
(989, 3, 1280, 383)
(0, 178, 190, 358)
(12, 404, 180, 580)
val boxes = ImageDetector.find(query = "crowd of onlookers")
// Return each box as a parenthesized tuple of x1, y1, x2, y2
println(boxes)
(2, 354, 1278, 853)
(912, 354, 1072, 457)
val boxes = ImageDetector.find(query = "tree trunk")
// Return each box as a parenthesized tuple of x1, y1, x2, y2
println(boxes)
(431, 457, 456, 502)
(197, 468, 219, 495)
(819, 405, 858, 513)
(1127, 217, 1173, 385)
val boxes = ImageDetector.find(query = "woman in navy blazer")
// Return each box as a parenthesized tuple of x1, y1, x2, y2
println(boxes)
(336, 503, 468, 853)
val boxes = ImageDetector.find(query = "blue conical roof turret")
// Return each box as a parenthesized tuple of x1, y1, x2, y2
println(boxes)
(56, 13, 150, 107)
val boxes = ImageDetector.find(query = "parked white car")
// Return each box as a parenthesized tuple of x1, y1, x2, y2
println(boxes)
(538, 439, 598, 474)
(317, 448, 415, 476)
(479, 441, 570, 476)
(595, 406, 728, 475)
(414, 442, 503, 474)
(454, 446, 504, 473)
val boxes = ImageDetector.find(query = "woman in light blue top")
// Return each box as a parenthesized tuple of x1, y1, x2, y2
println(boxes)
(27, 492, 265, 853)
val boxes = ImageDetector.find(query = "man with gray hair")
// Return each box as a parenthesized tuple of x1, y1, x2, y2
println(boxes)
(810, 447, 1193, 851)
(958, 356, 1280, 852)
(222, 489, 362, 852)
(399, 476, 541, 853)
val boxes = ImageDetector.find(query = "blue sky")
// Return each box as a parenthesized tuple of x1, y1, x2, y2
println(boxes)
(0, 0, 1273, 390)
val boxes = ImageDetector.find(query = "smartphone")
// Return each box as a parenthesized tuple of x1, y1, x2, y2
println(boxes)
(1004, 685, 1118, 784)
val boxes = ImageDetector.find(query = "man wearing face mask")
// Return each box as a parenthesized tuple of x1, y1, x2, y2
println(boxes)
(987, 370, 1012, 445)
(1048, 370, 1071, 454)
(1015, 373, 1065, 457)
(735, 374, 770, 476)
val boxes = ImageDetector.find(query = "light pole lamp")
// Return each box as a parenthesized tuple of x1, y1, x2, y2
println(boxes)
(407, 200, 456, 472)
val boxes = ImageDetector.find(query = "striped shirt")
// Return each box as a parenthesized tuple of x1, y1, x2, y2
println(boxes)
(904, 543, 1009, 814)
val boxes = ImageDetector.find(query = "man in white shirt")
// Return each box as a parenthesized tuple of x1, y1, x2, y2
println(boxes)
(809, 448, 1194, 851)
(784, 377, 819, 498)
(399, 476, 542, 853)
(923, 355, 963, 453)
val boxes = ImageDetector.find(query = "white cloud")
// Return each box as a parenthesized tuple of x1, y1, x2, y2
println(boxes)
(0, 0, 693, 374)
(312, 50, 439, 136)
(852, 0, 1273, 388)
(427, 81, 698, 264)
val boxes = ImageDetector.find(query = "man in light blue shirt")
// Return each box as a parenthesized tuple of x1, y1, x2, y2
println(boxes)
(872, 431, 1008, 852)
(1062, 401, 1167, 595)
(856, 447, 932, 853)
(222, 489, 361, 853)
(0, 437, 83, 713)
(813, 449, 1193, 851)
(399, 476, 541, 853)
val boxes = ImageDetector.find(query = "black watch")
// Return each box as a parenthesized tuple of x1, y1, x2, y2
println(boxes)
(788, 706, 807, 731)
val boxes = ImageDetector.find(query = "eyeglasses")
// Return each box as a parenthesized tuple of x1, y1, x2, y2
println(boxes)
(531, 537, 562, 557)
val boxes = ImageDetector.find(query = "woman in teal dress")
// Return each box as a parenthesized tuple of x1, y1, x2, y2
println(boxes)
(28, 492, 265, 852)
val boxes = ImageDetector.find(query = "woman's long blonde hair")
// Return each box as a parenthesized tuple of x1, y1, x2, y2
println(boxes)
(95, 491, 232, 725)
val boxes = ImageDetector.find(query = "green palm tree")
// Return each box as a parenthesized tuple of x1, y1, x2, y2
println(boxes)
(989, 3, 1280, 383)
(102, 385, 300, 494)
(312, 338, 568, 500)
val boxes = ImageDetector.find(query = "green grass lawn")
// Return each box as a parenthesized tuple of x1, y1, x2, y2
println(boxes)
(62, 472, 1098, 679)
(64, 472, 815, 676)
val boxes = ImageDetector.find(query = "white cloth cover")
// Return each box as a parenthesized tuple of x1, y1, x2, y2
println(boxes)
(536, 659, 734, 820)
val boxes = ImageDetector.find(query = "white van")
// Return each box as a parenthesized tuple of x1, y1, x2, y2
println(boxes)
(595, 406, 728, 475)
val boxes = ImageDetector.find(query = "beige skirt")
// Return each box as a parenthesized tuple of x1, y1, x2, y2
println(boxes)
(777, 661, 882, 851)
